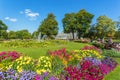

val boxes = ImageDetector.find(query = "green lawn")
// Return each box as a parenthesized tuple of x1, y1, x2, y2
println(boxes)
(0, 41, 90, 58)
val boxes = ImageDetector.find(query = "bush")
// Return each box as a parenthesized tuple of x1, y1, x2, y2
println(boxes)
(0, 51, 21, 62)
(64, 57, 118, 80)
(102, 50, 120, 58)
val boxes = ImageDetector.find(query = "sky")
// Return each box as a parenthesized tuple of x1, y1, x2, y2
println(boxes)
(0, 0, 120, 33)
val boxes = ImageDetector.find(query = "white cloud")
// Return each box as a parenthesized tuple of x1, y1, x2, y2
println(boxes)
(27, 13, 39, 18)
(20, 9, 39, 20)
(5, 17, 17, 22)
(25, 9, 31, 14)
(5, 17, 10, 20)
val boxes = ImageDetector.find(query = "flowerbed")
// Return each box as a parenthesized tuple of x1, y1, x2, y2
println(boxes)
(0, 40, 68, 48)
(0, 46, 118, 80)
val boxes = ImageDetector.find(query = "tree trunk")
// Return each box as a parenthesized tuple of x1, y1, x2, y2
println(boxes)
(72, 31, 74, 40)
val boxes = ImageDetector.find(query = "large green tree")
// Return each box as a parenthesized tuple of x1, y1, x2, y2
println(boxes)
(0, 20, 8, 30)
(16, 30, 31, 39)
(62, 13, 76, 39)
(87, 24, 97, 39)
(75, 9, 94, 38)
(0, 20, 8, 39)
(8, 31, 16, 39)
(38, 13, 58, 39)
(96, 15, 116, 39)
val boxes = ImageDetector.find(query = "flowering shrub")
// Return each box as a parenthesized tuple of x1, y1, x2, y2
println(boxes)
(0, 51, 21, 62)
(48, 48, 71, 61)
(0, 70, 58, 80)
(81, 45, 101, 53)
(64, 57, 118, 80)
(19, 70, 36, 80)
(48, 48, 71, 67)
(101, 57, 118, 71)
(112, 43, 120, 52)
(64, 61, 104, 80)
(0, 59, 13, 71)
(84, 57, 101, 65)
(74, 50, 102, 58)
(35, 72, 58, 80)
(0, 69, 18, 80)
(0, 56, 52, 75)
(1, 40, 51, 48)
(10, 56, 35, 72)
(48, 48, 72, 75)
(36, 56, 52, 74)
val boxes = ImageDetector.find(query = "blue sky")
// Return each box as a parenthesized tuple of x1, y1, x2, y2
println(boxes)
(0, 0, 120, 33)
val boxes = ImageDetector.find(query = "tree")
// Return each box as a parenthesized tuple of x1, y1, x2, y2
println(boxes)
(0, 30, 8, 39)
(62, 13, 76, 39)
(8, 31, 16, 39)
(16, 30, 31, 39)
(38, 13, 58, 39)
(0, 20, 8, 39)
(0, 20, 8, 30)
(115, 31, 120, 39)
(75, 9, 94, 38)
(87, 24, 97, 39)
(96, 15, 116, 39)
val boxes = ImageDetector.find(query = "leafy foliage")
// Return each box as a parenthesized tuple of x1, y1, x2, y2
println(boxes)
(75, 9, 94, 38)
(0, 20, 8, 40)
(96, 15, 116, 38)
(15, 29, 31, 39)
(0, 20, 8, 30)
(38, 13, 58, 39)
(102, 50, 120, 58)
(62, 13, 76, 39)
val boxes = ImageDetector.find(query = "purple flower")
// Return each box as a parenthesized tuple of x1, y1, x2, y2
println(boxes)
(20, 70, 36, 80)
(0, 72, 4, 79)
(43, 72, 48, 77)
(84, 57, 101, 65)
(49, 76, 58, 80)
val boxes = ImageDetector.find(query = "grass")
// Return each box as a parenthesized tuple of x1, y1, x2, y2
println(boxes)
(0, 41, 90, 58)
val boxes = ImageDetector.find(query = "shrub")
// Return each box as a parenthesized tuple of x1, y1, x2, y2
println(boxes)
(102, 50, 120, 58)
(10, 56, 35, 72)
(81, 45, 101, 53)
(48, 48, 72, 75)
(64, 57, 118, 80)
(0, 51, 21, 62)
(36, 56, 52, 74)
(64, 59, 104, 80)
(74, 50, 102, 59)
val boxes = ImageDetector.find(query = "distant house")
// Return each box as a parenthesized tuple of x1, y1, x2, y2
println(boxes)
(55, 32, 78, 40)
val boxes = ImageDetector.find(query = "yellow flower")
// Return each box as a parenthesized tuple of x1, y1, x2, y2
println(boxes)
(74, 50, 80, 53)
(36, 69, 41, 74)
(41, 69, 46, 73)
(62, 59, 67, 67)
(0, 64, 3, 68)
(18, 67, 22, 73)
(26, 60, 30, 64)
